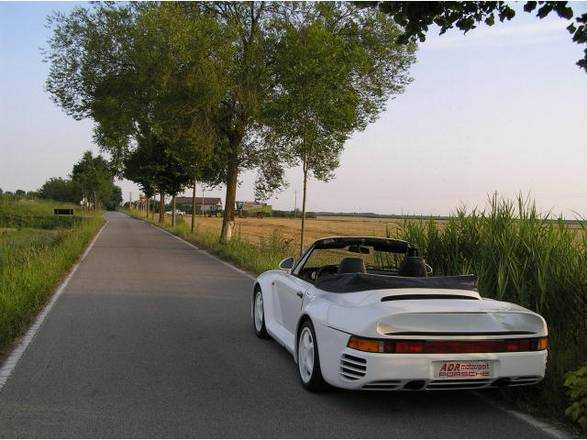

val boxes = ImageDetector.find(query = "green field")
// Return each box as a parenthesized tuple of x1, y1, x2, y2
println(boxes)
(0, 198, 104, 356)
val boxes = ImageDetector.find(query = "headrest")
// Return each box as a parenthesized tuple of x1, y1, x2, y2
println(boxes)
(399, 256, 428, 277)
(338, 257, 366, 274)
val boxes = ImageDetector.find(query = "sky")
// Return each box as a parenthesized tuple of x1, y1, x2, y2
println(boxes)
(1, 2, 586, 218)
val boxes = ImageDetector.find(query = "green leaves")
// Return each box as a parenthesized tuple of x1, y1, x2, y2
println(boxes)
(564, 365, 587, 431)
(263, 3, 415, 192)
(358, 1, 587, 73)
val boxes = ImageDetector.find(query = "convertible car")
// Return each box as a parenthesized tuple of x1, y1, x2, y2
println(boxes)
(251, 236, 548, 391)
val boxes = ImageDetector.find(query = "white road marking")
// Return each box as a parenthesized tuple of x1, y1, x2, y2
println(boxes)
(475, 392, 572, 439)
(0, 221, 108, 392)
(144, 220, 256, 281)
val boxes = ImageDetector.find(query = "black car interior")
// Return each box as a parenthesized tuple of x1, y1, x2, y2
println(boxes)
(295, 238, 429, 284)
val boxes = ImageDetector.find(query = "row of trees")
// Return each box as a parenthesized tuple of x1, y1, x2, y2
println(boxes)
(39, 151, 122, 210)
(45, 2, 416, 249)
(0, 189, 38, 199)
(44, 1, 583, 248)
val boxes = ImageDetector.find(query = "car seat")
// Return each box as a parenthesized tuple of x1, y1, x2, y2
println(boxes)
(338, 257, 366, 274)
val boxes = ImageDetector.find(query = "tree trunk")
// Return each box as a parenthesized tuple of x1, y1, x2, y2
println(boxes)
(171, 196, 176, 227)
(159, 192, 165, 224)
(220, 159, 238, 243)
(191, 178, 197, 233)
(300, 160, 308, 257)
(146, 197, 149, 218)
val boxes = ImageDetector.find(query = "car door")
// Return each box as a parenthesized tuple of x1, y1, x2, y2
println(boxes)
(274, 273, 311, 339)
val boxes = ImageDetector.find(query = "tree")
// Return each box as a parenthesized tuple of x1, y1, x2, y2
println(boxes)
(124, 138, 192, 224)
(264, 3, 416, 254)
(359, 1, 587, 72)
(203, 2, 417, 243)
(124, 143, 158, 218)
(70, 151, 115, 210)
(105, 185, 122, 211)
(39, 177, 80, 203)
(46, 2, 230, 224)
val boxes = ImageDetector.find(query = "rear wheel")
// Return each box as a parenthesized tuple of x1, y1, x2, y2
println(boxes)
(252, 288, 269, 339)
(297, 320, 327, 391)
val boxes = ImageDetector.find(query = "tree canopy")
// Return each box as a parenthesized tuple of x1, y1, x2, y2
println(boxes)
(261, 3, 416, 252)
(45, 2, 417, 241)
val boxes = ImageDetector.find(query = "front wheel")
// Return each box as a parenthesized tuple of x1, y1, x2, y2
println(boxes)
(297, 320, 327, 391)
(252, 288, 269, 339)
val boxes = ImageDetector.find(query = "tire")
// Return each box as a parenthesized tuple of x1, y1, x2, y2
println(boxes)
(252, 288, 269, 339)
(297, 320, 327, 392)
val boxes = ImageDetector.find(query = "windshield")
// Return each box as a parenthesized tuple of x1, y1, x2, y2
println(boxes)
(296, 244, 408, 284)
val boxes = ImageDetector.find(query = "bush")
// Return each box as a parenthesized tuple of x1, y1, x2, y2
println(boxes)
(565, 365, 587, 432)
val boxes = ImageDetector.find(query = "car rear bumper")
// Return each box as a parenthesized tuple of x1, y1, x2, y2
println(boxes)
(337, 349, 546, 390)
(315, 323, 547, 391)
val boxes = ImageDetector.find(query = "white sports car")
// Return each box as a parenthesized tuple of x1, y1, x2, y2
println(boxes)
(251, 237, 548, 391)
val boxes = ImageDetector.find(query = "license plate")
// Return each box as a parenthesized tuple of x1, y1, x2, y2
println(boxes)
(434, 360, 493, 379)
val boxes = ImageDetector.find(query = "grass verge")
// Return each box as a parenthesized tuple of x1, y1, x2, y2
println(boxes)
(0, 198, 104, 357)
(128, 210, 292, 275)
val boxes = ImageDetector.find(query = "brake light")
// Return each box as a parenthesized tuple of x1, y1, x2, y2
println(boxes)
(347, 336, 549, 354)
(395, 341, 424, 353)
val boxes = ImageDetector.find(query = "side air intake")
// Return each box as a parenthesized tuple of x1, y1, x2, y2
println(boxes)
(340, 354, 366, 380)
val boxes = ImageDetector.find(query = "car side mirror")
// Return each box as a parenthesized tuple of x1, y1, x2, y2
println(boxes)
(278, 257, 295, 270)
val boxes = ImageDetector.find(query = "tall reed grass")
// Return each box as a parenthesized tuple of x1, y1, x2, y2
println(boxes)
(393, 194, 586, 426)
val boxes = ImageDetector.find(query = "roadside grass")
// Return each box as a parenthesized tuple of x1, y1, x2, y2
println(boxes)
(0, 198, 104, 356)
(132, 212, 294, 275)
(127, 199, 585, 432)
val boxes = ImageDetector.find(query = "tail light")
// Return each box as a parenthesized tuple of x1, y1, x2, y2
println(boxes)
(347, 336, 548, 354)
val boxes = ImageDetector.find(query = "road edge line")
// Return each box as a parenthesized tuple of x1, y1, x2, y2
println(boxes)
(0, 220, 109, 392)
(474, 392, 573, 439)
(142, 218, 256, 281)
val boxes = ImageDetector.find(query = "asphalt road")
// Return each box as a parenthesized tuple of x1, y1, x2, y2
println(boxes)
(0, 212, 556, 438)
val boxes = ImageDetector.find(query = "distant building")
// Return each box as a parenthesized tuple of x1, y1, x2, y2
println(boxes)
(174, 197, 222, 213)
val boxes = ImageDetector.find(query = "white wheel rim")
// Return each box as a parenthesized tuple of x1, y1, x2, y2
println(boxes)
(298, 327, 315, 383)
(254, 292, 264, 332)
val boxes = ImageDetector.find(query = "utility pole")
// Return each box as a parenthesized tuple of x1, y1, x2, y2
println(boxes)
(191, 177, 197, 233)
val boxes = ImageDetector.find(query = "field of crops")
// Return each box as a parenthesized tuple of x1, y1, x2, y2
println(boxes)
(133, 195, 586, 431)
(0, 197, 104, 357)
(176, 215, 407, 248)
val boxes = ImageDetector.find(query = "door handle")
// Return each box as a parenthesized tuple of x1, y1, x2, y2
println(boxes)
(296, 291, 304, 299)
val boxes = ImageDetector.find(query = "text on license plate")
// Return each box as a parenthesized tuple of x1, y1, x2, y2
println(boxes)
(434, 360, 493, 379)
